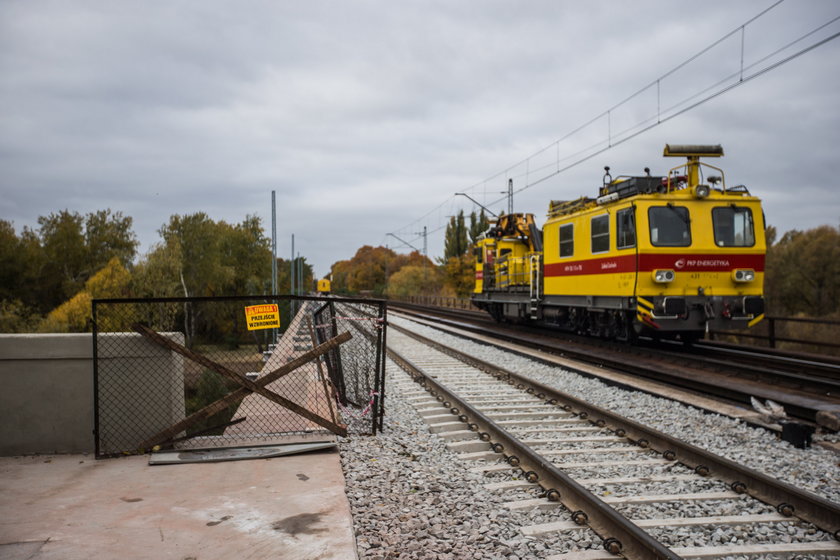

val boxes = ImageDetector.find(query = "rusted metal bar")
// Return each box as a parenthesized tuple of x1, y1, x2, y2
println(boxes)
(133, 324, 352, 448)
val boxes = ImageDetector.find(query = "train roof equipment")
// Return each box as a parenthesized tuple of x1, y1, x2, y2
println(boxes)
(484, 212, 543, 253)
(549, 144, 742, 219)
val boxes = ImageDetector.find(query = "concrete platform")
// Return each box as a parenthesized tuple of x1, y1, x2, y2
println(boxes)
(0, 448, 357, 560)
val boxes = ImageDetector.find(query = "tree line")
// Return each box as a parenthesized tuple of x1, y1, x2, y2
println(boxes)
(0, 209, 312, 333)
(1, 206, 837, 333)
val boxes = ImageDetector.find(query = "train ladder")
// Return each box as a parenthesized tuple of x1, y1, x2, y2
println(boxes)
(529, 254, 541, 320)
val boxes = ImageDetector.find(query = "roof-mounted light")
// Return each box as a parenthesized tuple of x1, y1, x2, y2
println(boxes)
(663, 144, 724, 157)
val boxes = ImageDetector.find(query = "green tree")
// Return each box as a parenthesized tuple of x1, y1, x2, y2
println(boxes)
(153, 213, 275, 345)
(0, 220, 25, 303)
(32, 209, 138, 310)
(443, 211, 468, 260)
(85, 209, 138, 270)
(274, 256, 314, 295)
(0, 299, 39, 333)
(468, 209, 490, 245)
(38, 210, 87, 307)
(132, 241, 184, 298)
(159, 212, 230, 298)
(764, 225, 840, 317)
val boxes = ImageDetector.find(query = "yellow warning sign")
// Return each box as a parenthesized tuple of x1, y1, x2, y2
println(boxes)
(245, 304, 280, 331)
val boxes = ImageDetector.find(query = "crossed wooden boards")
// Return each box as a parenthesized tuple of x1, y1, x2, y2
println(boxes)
(132, 323, 352, 451)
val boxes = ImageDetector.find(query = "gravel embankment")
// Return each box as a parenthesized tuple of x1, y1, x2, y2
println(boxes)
(340, 360, 569, 559)
(338, 318, 840, 559)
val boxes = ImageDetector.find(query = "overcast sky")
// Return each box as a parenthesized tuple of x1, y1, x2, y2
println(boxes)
(2, 1, 838, 278)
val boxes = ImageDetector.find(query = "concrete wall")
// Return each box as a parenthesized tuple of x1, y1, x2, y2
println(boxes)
(0, 334, 95, 455)
(0, 333, 185, 456)
(96, 332, 185, 455)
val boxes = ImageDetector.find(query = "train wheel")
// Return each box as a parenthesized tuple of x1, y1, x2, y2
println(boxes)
(680, 332, 702, 346)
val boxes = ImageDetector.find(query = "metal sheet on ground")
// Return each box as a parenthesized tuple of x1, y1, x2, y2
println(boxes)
(149, 442, 336, 465)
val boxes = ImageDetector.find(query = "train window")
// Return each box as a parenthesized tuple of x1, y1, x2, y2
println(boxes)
(591, 215, 609, 253)
(616, 208, 636, 249)
(474, 246, 483, 263)
(559, 223, 574, 257)
(648, 206, 691, 246)
(713, 206, 755, 246)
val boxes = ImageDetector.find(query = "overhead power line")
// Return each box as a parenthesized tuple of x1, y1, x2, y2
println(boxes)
(387, 1, 840, 251)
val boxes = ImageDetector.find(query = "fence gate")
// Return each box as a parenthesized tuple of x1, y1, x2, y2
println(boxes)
(92, 295, 386, 458)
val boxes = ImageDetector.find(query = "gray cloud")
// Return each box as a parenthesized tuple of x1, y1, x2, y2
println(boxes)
(1, 1, 838, 276)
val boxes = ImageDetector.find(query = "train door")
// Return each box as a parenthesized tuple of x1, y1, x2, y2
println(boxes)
(616, 205, 639, 296)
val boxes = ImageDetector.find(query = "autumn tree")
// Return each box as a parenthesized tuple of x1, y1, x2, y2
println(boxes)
(331, 246, 397, 295)
(330, 246, 435, 296)
(386, 265, 443, 297)
(40, 257, 132, 332)
(442, 253, 476, 297)
(437, 209, 488, 297)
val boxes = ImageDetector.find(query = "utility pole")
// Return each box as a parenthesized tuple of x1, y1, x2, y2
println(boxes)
(415, 226, 427, 281)
(290, 234, 295, 316)
(508, 178, 514, 215)
(420, 226, 427, 259)
(271, 191, 277, 344)
(271, 191, 277, 295)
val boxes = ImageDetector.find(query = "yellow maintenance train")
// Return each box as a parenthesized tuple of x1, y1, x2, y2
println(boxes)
(471, 144, 766, 342)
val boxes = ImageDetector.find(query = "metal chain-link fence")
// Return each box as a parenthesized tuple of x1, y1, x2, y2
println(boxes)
(92, 295, 386, 458)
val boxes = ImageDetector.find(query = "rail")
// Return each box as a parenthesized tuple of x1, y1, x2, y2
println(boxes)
(389, 322, 840, 554)
(709, 316, 840, 354)
(389, 295, 840, 355)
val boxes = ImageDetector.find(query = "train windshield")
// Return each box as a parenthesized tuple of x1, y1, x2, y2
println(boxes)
(648, 205, 691, 246)
(713, 206, 755, 247)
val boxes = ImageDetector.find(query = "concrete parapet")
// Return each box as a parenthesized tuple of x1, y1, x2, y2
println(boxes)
(0, 334, 95, 455)
(0, 332, 185, 456)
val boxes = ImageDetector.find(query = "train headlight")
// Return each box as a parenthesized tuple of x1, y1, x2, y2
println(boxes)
(693, 184, 711, 198)
(652, 269, 675, 283)
(732, 269, 755, 283)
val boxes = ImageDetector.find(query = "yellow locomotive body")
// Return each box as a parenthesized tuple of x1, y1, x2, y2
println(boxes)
(317, 278, 331, 294)
(472, 145, 766, 341)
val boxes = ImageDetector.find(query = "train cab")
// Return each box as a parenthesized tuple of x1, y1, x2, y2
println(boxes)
(473, 144, 766, 341)
(316, 277, 331, 294)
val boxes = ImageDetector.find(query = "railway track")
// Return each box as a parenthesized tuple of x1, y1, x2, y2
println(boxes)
(387, 302, 840, 430)
(385, 317, 840, 559)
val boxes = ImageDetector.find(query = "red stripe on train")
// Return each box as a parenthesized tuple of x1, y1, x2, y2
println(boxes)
(544, 253, 765, 277)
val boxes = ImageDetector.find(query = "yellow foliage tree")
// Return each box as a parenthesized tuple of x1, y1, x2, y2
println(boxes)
(385, 265, 443, 297)
(41, 257, 132, 332)
(442, 253, 475, 297)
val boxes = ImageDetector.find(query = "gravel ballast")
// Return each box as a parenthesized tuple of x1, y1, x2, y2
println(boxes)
(338, 317, 840, 559)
